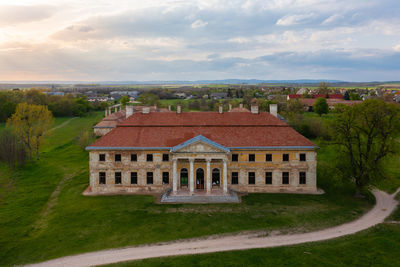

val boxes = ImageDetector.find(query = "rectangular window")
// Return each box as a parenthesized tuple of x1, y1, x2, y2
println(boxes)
(299, 172, 306, 184)
(147, 172, 153, 184)
(115, 154, 121, 162)
(248, 172, 255, 184)
(300, 153, 306, 162)
(115, 172, 122, 184)
(99, 154, 105, 161)
(265, 172, 272, 184)
(249, 154, 255, 162)
(99, 172, 106, 184)
(282, 172, 289, 184)
(162, 154, 169, 162)
(282, 154, 289, 162)
(232, 172, 238, 184)
(232, 154, 238, 162)
(265, 154, 272, 162)
(131, 154, 137, 162)
(162, 172, 169, 184)
(130, 172, 137, 184)
(146, 154, 153, 162)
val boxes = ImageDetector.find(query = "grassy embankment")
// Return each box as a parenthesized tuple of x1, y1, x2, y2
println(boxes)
(0, 112, 377, 266)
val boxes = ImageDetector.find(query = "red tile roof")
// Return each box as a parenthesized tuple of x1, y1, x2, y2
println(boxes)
(288, 94, 343, 99)
(89, 111, 315, 149)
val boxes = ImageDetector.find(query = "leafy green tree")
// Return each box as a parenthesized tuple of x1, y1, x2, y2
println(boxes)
(120, 95, 130, 107)
(7, 103, 54, 160)
(331, 100, 400, 194)
(313, 97, 329, 116)
(317, 82, 329, 94)
(137, 93, 160, 106)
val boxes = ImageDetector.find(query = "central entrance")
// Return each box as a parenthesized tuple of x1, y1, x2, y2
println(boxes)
(196, 168, 205, 190)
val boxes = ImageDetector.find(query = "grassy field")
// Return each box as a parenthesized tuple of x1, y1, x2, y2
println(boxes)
(105, 224, 400, 267)
(0, 113, 377, 266)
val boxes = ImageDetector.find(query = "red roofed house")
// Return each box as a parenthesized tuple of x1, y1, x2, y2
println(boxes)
(86, 104, 318, 201)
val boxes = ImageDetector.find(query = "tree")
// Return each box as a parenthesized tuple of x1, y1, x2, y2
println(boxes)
(120, 95, 130, 107)
(343, 91, 350, 100)
(331, 100, 400, 194)
(317, 82, 329, 94)
(313, 97, 329, 116)
(0, 129, 27, 170)
(7, 103, 54, 161)
(137, 93, 160, 106)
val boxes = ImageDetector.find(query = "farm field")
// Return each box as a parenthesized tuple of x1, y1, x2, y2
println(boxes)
(0, 112, 378, 266)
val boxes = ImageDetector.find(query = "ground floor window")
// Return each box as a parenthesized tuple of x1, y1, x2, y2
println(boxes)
(180, 168, 188, 187)
(265, 172, 272, 184)
(99, 172, 106, 184)
(299, 172, 306, 184)
(115, 172, 122, 184)
(212, 168, 220, 186)
(231, 172, 238, 184)
(282, 172, 289, 184)
(131, 172, 137, 184)
(147, 172, 153, 184)
(248, 172, 255, 184)
(163, 172, 169, 184)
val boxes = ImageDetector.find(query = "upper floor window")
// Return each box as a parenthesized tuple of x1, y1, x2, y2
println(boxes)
(299, 172, 306, 184)
(99, 172, 106, 184)
(115, 154, 121, 162)
(147, 172, 153, 184)
(249, 154, 255, 162)
(115, 172, 122, 184)
(131, 172, 137, 184)
(162, 172, 169, 184)
(248, 172, 255, 184)
(131, 154, 137, 162)
(265, 154, 272, 162)
(282, 154, 289, 162)
(99, 154, 105, 161)
(300, 153, 306, 162)
(282, 172, 289, 184)
(265, 172, 272, 184)
(146, 154, 153, 162)
(162, 154, 169, 162)
(232, 154, 238, 162)
(232, 172, 238, 184)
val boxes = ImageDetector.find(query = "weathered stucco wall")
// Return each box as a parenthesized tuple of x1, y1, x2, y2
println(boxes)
(88, 149, 317, 195)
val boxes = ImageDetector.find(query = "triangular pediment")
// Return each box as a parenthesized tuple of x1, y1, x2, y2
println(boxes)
(171, 135, 230, 153)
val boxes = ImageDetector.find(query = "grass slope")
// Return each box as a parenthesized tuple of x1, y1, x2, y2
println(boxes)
(106, 224, 400, 267)
(0, 112, 381, 266)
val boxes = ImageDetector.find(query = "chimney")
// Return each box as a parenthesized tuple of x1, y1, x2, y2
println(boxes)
(250, 104, 259, 114)
(126, 105, 134, 118)
(177, 104, 182, 114)
(228, 103, 232, 111)
(142, 107, 150, 114)
(168, 104, 172, 111)
(269, 104, 278, 117)
(218, 105, 223, 114)
(239, 103, 243, 109)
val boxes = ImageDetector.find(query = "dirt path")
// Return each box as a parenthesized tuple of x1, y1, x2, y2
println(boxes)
(26, 188, 399, 267)
(46, 117, 76, 133)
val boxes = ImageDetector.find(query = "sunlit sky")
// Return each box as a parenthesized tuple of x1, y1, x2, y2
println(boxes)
(0, 0, 399, 82)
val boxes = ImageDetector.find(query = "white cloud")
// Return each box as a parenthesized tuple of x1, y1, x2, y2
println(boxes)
(394, 44, 400, 51)
(191, 19, 208, 29)
(276, 13, 315, 26)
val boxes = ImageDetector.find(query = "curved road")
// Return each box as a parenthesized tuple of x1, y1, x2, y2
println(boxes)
(27, 188, 399, 267)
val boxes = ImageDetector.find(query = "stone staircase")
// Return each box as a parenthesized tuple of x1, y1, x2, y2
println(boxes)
(160, 188, 240, 203)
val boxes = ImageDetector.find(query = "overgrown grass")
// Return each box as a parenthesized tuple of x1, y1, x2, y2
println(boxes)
(104, 224, 400, 267)
(0, 113, 377, 266)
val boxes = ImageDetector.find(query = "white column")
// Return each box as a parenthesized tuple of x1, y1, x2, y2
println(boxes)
(206, 159, 211, 194)
(223, 159, 228, 193)
(172, 159, 178, 194)
(189, 158, 194, 193)
(105, 109, 108, 116)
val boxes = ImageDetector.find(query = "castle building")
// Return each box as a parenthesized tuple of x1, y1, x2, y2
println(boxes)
(86, 105, 317, 199)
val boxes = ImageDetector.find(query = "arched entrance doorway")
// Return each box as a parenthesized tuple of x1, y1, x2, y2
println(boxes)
(196, 168, 205, 190)
(212, 168, 220, 187)
(180, 168, 188, 188)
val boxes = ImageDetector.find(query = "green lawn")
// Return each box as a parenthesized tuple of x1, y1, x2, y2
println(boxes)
(0, 113, 377, 266)
(105, 224, 400, 267)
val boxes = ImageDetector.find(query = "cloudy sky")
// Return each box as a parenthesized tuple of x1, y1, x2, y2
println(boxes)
(0, 0, 399, 82)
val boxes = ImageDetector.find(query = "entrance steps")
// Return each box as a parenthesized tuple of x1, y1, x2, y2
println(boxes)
(160, 188, 240, 203)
